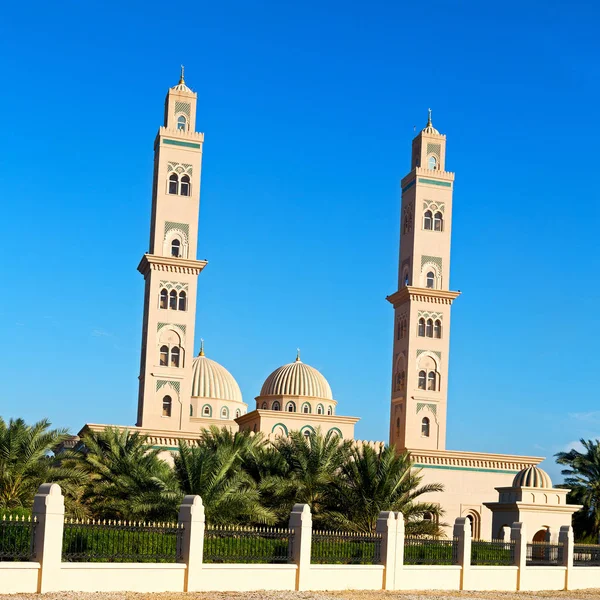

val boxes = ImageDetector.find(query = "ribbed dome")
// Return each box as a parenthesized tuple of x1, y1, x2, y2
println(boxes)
(191, 354, 243, 403)
(512, 466, 553, 489)
(259, 358, 333, 400)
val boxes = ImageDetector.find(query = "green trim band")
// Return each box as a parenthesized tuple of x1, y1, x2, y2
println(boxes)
(413, 463, 519, 475)
(163, 139, 201, 149)
(402, 179, 416, 193)
(418, 178, 452, 188)
(151, 445, 180, 451)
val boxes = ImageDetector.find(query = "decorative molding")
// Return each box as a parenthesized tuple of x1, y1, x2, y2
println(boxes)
(386, 287, 460, 308)
(423, 200, 445, 213)
(156, 379, 181, 395)
(159, 280, 189, 292)
(407, 448, 542, 472)
(138, 255, 207, 277)
(167, 162, 193, 176)
(416, 402, 437, 416)
(417, 349, 442, 360)
(418, 310, 443, 320)
(418, 177, 452, 188)
(157, 322, 187, 335)
(174, 101, 191, 117)
(421, 255, 442, 271)
(165, 221, 189, 239)
(402, 179, 416, 194)
(426, 142, 441, 157)
(163, 138, 201, 149)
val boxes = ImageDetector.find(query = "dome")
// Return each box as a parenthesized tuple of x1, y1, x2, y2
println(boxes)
(259, 357, 333, 400)
(170, 67, 193, 94)
(512, 466, 553, 489)
(421, 109, 440, 135)
(191, 352, 243, 404)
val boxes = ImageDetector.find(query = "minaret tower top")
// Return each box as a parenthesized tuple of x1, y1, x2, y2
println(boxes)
(163, 65, 198, 133)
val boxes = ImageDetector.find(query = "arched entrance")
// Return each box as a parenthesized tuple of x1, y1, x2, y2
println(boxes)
(533, 528, 549, 543)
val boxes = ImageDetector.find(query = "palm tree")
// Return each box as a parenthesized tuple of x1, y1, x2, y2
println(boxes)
(0, 417, 76, 510)
(325, 444, 445, 535)
(556, 439, 600, 539)
(174, 440, 275, 525)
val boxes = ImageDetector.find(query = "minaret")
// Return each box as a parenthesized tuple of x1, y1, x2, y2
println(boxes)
(136, 68, 207, 431)
(387, 111, 460, 451)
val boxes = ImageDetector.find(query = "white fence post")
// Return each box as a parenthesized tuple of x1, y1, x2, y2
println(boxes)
(453, 517, 471, 590)
(394, 511, 405, 590)
(511, 522, 527, 591)
(178, 494, 205, 592)
(376, 511, 397, 590)
(558, 524, 573, 591)
(288, 503, 312, 591)
(32, 483, 65, 593)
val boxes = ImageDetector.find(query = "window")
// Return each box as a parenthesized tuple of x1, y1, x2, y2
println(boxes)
(303, 430, 311, 438)
(221, 407, 229, 419)
(428, 155, 437, 170)
(170, 346, 180, 367)
(396, 417, 400, 436)
(168, 173, 179, 195)
(418, 318, 426, 337)
(180, 175, 190, 196)
(396, 370, 405, 390)
(426, 271, 435, 289)
(286, 402, 296, 412)
(434, 319, 442, 339)
(178, 291, 186, 311)
(190, 404, 193, 417)
(159, 288, 168, 309)
(401, 319, 407, 338)
(171, 239, 181, 257)
(235, 409, 241, 418)
(317, 405, 324, 415)
(426, 318, 433, 337)
(418, 370, 426, 390)
(303, 404, 310, 414)
(327, 406, 333, 416)
(160, 345, 169, 366)
(177, 115, 187, 131)
(434, 211, 443, 231)
(203, 405, 211, 416)
(397, 322, 401, 340)
(169, 290, 177, 309)
(423, 210, 433, 230)
(261, 402, 267, 409)
(272, 401, 281, 411)
(162, 396, 172, 417)
(427, 371, 436, 391)
(404, 272, 409, 286)
(421, 417, 430, 437)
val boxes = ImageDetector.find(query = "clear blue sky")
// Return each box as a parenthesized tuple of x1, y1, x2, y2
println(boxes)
(1, 0, 598, 482)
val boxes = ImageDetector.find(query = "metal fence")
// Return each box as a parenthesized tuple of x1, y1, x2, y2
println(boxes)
(471, 539, 515, 566)
(62, 519, 183, 563)
(0, 516, 36, 562)
(310, 530, 382, 565)
(203, 525, 293, 564)
(574, 544, 600, 567)
(404, 537, 458, 565)
(526, 542, 564, 566)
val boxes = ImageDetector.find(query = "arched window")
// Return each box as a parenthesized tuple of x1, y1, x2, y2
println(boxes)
(177, 115, 187, 131)
(302, 403, 310, 414)
(272, 401, 281, 411)
(169, 289, 177, 309)
(168, 173, 179, 195)
(426, 271, 435, 289)
(202, 405, 211, 417)
(327, 406, 333, 416)
(171, 239, 181, 257)
(426, 318, 433, 337)
(180, 175, 190, 196)
(428, 155, 437, 170)
(396, 322, 401, 340)
(427, 371, 436, 391)
(418, 370, 426, 390)
(401, 319, 407, 338)
(178, 291, 186, 311)
(303, 429, 311, 438)
(397, 371, 405, 390)
(286, 401, 296, 413)
(396, 417, 400, 436)
(423, 210, 433, 230)
(261, 402, 267, 409)
(421, 417, 430, 437)
(404, 272, 409, 286)
(434, 319, 442, 339)
(171, 346, 180, 368)
(433, 211, 443, 231)
(162, 396, 172, 417)
(221, 407, 229, 419)
(159, 345, 169, 366)
(190, 404, 193, 417)
(235, 409, 241, 418)
(418, 318, 426, 337)
(317, 405, 324, 415)
(159, 288, 168, 309)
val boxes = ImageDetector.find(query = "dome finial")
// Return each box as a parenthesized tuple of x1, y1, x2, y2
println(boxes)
(199, 338, 205, 357)
(179, 65, 185, 85)
(427, 107, 432, 127)
(296, 348, 301, 362)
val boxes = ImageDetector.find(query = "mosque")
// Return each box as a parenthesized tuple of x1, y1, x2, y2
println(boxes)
(78, 72, 580, 541)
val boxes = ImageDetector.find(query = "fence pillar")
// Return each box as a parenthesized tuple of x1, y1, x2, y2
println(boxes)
(453, 517, 471, 590)
(511, 522, 527, 591)
(178, 494, 205, 592)
(32, 483, 65, 593)
(393, 511, 405, 590)
(376, 511, 397, 590)
(558, 525, 573, 591)
(288, 503, 312, 591)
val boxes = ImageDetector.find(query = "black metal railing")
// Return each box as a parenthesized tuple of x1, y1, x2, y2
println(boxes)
(0, 516, 36, 562)
(574, 544, 600, 567)
(471, 539, 515, 566)
(62, 519, 183, 563)
(203, 525, 293, 564)
(404, 537, 458, 565)
(526, 542, 564, 566)
(311, 530, 382, 565)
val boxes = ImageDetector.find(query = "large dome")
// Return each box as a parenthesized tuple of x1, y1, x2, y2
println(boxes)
(191, 353, 243, 403)
(512, 466, 552, 489)
(259, 357, 333, 400)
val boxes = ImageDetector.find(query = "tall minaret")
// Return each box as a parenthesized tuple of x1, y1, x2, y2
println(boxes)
(387, 111, 460, 451)
(136, 69, 207, 431)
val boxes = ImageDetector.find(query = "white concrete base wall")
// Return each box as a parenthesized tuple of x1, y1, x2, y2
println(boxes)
(465, 566, 519, 591)
(397, 565, 461, 590)
(0, 563, 40, 594)
(59, 563, 186, 592)
(308, 564, 384, 590)
(520, 566, 567, 591)
(197, 564, 297, 591)
(570, 567, 600, 590)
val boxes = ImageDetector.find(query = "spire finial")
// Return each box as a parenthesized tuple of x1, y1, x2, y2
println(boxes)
(427, 108, 432, 127)
(179, 65, 185, 85)
(296, 348, 301, 362)
(199, 338, 204, 356)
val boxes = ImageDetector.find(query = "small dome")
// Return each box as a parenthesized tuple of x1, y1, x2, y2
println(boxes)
(259, 357, 333, 400)
(170, 67, 193, 94)
(422, 109, 440, 135)
(191, 353, 243, 404)
(512, 466, 553, 489)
